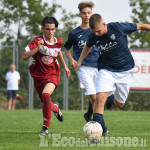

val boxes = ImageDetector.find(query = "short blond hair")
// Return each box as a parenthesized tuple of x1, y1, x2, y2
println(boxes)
(78, 1, 94, 12)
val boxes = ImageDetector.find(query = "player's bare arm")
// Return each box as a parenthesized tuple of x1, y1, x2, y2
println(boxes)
(22, 39, 44, 60)
(75, 45, 92, 71)
(136, 23, 150, 31)
(57, 51, 71, 78)
(65, 50, 77, 69)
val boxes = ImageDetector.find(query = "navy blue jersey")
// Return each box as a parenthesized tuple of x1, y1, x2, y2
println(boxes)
(86, 22, 137, 72)
(64, 26, 100, 67)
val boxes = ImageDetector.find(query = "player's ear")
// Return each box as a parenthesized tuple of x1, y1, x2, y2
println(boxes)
(41, 27, 44, 32)
(103, 22, 106, 26)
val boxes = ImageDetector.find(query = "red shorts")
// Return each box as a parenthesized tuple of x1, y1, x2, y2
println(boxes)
(34, 76, 60, 101)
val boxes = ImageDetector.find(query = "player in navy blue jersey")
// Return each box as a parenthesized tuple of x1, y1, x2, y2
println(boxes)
(75, 13, 150, 136)
(64, 2, 100, 123)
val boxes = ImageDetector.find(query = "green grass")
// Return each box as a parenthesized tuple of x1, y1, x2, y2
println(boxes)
(0, 110, 149, 150)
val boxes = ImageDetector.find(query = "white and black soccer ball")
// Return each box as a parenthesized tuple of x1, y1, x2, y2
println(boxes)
(83, 121, 103, 143)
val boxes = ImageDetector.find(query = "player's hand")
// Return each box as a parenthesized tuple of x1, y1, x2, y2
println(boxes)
(65, 67, 71, 78)
(71, 60, 77, 70)
(38, 39, 44, 50)
(74, 62, 81, 71)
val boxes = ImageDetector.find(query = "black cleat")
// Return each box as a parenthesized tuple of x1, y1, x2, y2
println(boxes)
(40, 126, 49, 136)
(102, 129, 110, 136)
(84, 112, 92, 122)
(53, 102, 63, 122)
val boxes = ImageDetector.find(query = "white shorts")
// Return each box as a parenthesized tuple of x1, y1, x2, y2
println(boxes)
(77, 66, 98, 95)
(96, 69, 133, 104)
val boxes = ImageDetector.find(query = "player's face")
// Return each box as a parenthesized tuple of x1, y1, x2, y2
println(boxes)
(41, 24, 56, 40)
(79, 7, 92, 24)
(91, 22, 107, 36)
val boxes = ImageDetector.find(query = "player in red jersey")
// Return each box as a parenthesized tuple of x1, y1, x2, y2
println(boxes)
(22, 16, 70, 136)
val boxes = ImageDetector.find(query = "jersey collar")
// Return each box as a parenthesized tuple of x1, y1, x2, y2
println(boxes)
(43, 35, 57, 45)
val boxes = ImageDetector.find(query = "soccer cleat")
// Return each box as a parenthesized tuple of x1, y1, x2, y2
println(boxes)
(90, 139, 100, 144)
(53, 102, 63, 122)
(84, 112, 92, 122)
(102, 129, 110, 136)
(40, 126, 49, 136)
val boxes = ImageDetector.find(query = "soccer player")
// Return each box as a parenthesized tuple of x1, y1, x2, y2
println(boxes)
(75, 14, 150, 135)
(22, 16, 70, 136)
(64, 1, 100, 122)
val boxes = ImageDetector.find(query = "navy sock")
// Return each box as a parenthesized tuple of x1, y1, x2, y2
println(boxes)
(93, 113, 107, 132)
(107, 94, 114, 104)
(87, 101, 93, 117)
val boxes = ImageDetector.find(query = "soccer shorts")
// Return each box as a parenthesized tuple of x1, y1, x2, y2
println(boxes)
(77, 66, 98, 95)
(34, 76, 60, 101)
(96, 69, 133, 104)
(7, 90, 18, 99)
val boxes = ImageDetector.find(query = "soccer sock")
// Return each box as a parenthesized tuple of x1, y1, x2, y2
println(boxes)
(107, 94, 114, 104)
(87, 101, 93, 116)
(93, 113, 107, 132)
(51, 101, 59, 113)
(42, 93, 52, 128)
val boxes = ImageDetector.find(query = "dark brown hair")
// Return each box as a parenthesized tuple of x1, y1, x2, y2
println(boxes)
(42, 16, 59, 28)
(89, 14, 102, 29)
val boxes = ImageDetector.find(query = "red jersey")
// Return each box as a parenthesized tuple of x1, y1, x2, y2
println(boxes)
(25, 35, 63, 80)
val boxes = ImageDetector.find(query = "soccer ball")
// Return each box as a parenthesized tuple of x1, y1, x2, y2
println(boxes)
(83, 121, 103, 143)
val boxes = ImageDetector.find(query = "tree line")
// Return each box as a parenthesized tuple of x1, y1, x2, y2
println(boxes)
(0, 0, 150, 110)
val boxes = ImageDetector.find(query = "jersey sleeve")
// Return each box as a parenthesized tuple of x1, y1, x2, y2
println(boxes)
(86, 33, 96, 47)
(58, 38, 63, 46)
(116, 22, 137, 35)
(64, 32, 74, 50)
(25, 37, 40, 51)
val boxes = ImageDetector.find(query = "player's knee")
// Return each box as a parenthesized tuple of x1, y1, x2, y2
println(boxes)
(114, 99, 124, 108)
(96, 94, 107, 105)
(90, 95, 96, 102)
(42, 93, 51, 103)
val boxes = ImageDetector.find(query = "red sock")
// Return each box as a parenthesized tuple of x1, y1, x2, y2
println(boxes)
(51, 102, 59, 113)
(42, 93, 52, 128)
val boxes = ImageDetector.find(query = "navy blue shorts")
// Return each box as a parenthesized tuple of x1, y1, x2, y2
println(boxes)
(7, 90, 18, 99)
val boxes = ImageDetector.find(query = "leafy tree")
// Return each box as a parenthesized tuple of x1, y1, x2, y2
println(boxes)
(124, 0, 150, 111)
(0, 0, 85, 109)
(129, 0, 150, 49)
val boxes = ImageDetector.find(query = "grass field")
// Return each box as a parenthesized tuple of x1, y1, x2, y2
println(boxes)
(0, 110, 149, 150)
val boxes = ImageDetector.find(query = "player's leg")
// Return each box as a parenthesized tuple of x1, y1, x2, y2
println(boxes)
(93, 92, 110, 136)
(77, 66, 97, 122)
(94, 69, 115, 136)
(39, 82, 55, 135)
(42, 82, 63, 121)
(40, 82, 63, 136)
(114, 69, 133, 108)
(84, 95, 95, 122)
(114, 99, 124, 108)
(90, 94, 96, 107)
